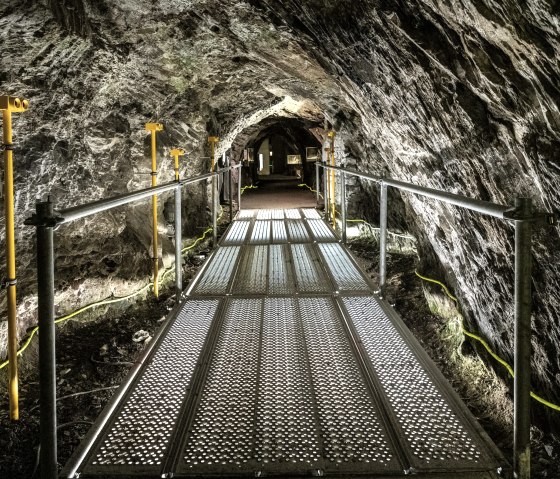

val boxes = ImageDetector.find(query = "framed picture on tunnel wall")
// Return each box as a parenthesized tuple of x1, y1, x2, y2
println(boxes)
(287, 155, 302, 165)
(306, 147, 320, 162)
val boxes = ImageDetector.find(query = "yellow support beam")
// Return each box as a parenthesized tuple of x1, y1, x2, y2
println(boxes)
(1, 95, 29, 420)
(170, 148, 185, 182)
(145, 122, 163, 298)
(327, 130, 336, 229)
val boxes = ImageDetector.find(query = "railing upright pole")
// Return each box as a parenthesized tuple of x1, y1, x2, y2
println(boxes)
(341, 171, 347, 243)
(174, 185, 182, 301)
(315, 161, 320, 205)
(323, 162, 329, 221)
(35, 200, 57, 479)
(379, 182, 388, 298)
(228, 160, 233, 222)
(237, 164, 242, 212)
(514, 197, 533, 479)
(212, 170, 218, 247)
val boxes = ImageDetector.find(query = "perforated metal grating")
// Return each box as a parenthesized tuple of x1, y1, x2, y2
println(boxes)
(193, 246, 240, 294)
(88, 300, 219, 469)
(319, 243, 370, 292)
(302, 208, 321, 219)
(233, 245, 268, 294)
(299, 297, 400, 472)
(222, 220, 250, 245)
(183, 299, 261, 473)
(307, 219, 337, 242)
(271, 220, 288, 243)
(285, 208, 301, 219)
(291, 244, 330, 293)
(250, 220, 271, 244)
(238, 209, 255, 219)
(268, 245, 295, 295)
(343, 296, 486, 469)
(256, 298, 322, 469)
(287, 220, 310, 242)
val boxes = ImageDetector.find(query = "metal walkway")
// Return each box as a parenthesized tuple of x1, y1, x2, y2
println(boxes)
(64, 209, 507, 479)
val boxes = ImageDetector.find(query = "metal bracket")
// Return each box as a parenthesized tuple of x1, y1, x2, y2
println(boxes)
(503, 207, 556, 226)
(24, 213, 62, 228)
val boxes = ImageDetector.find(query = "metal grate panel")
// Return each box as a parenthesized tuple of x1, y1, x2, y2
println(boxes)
(256, 298, 322, 470)
(233, 245, 268, 294)
(299, 297, 401, 473)
(291, 244, 330, 293)
(319, 243, 371, 292)
(192, 247, 240, 295)
(182, 299, 261, 474)
(238, 210, 255, 219)
(285, 209, 301, 219)
(307, 219, 337, 242)
(222, 221, 250, 245)
(271, 220, 288, 243)
(85, 300, 219, 471)
(302, 208, 321, 219)
(249, 220, 271, 244)
(257, 209, 273, 220)
(270, 209, 285, 219)
(287, 220, 310, 242)
(268, 245, 295, 295)
(343, 296, 486, 470)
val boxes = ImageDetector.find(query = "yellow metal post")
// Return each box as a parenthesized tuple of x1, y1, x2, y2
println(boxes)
(145, 122, 163, 298)
(1, 95, 29, 420)
(328, 130, 336, 228)
(170, 148, 185, 182)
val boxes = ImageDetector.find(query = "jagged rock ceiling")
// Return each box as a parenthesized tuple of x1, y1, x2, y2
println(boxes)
(1, 0, 559, 411)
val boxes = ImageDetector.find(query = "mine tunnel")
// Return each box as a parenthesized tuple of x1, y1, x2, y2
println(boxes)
(1, 1, 560, 479)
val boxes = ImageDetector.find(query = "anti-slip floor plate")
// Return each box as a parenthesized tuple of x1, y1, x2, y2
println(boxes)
(64, 209, 506, 479)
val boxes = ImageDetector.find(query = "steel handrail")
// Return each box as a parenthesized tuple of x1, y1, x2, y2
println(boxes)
(56, 166, 241, 225)
(317, 163, 510, 219)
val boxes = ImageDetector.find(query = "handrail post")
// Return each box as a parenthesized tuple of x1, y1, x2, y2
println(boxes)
(35, 199, 57, 479)
(170, 149, 185, 302)
(228, 158, 233, 222)
(208, 137, 219, 247)
(174, 185, 182, 302)
(379, 181, 388, 298)
(237, 164, 242, 212)
(145, 122, 163, 298)
(212, 168, 218, 247)
(315, 161, 320, 205)
(340, 170, 347, 243)
(323, 160, 329, 221)
(514, 197, 533, 479)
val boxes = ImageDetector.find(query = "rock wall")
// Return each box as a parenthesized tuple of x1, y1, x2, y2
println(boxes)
(1, 0, 559, 411)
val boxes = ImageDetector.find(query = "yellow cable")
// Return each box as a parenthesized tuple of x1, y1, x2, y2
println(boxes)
(298, 183, 323, 199)
(415, 270, 560, 412)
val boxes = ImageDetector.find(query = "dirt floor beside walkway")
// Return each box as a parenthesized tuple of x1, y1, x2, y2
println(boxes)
(240, 179, 317, 209)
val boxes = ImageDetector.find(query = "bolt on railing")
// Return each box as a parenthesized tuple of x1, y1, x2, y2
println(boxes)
(317, 162, 556, 479)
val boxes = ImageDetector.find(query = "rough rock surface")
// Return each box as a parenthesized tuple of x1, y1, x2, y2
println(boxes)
(1, 0, 559, 414)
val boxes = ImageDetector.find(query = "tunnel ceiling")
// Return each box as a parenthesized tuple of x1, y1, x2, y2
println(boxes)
(1, 0, 559, 406)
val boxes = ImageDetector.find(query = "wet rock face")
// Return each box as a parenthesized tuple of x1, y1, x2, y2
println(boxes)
(1, 1, 559, 405)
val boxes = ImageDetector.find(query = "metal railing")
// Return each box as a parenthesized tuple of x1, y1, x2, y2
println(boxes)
(25, 164, 241, 479)
(316, 161, 556, 479)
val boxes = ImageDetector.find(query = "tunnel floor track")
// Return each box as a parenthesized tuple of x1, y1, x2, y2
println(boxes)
(63, 209, 507, 479)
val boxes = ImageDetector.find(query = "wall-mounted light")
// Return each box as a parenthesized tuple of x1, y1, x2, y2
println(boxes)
(259, 153, 264, 171)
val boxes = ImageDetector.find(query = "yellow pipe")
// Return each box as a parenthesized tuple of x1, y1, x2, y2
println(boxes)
(170, 148, 185, 181)
(1, 95, 29, 420)
(145, 122, 163, 298)
(328, 130, 336, 228)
